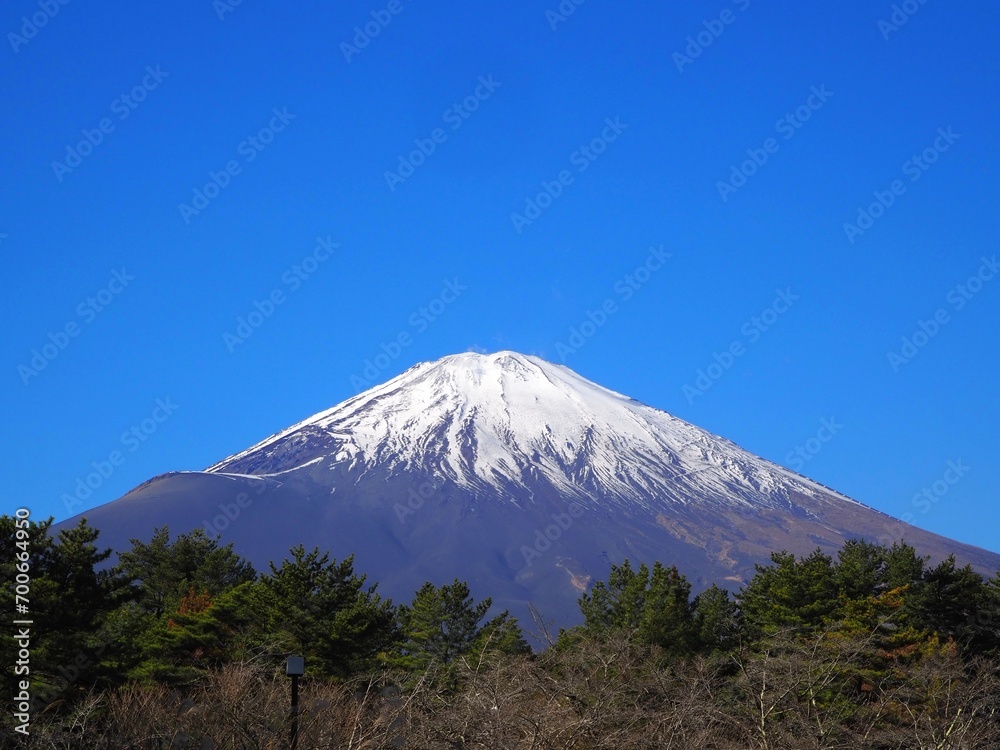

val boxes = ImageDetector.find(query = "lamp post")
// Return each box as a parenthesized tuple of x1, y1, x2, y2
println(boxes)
(286, 656, 304, 750)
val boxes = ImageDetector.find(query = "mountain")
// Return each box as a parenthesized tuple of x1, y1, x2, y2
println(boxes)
(60, 351, 1000, 634)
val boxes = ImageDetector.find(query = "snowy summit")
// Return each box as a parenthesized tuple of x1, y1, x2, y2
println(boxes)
(209, 351, 852, 514)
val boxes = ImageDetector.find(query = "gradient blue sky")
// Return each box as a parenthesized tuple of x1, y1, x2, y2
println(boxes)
(3, 0, 999, 554)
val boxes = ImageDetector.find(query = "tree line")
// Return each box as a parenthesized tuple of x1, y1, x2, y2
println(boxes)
(3, 515, 1000, 748)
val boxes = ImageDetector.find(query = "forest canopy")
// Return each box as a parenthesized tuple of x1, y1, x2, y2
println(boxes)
(3, 515, 1000, 748)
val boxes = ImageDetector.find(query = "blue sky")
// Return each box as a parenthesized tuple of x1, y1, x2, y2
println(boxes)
(3, 0, 999, 554)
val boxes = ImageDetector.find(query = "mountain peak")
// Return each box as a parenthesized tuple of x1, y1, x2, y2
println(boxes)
(207, 351, 851, 516)
(64, 351, 1000, 635)
(400, 350, 599, 389)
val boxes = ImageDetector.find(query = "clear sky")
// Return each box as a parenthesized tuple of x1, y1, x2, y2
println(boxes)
(3, 1, 998, 554)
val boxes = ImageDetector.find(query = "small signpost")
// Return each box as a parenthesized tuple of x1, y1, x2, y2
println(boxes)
(286, 655, 304, 750)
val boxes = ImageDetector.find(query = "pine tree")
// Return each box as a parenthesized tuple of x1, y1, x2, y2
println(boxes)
(835, 538, 888, 600)
(44, 519, 131, 681)
(388, 579, 527, 674)
(883, 541, 927, 591)
(133, 587, 230, 685)
(826, 585, 939, 697)
(471, 610, 532, 659)
(980, 570, 1000, 656)
(578, 560, 698, 656)
(693, 583, 739, 654)
(578, 559, 649, 633)
(0, 516, 129, 709)
(637, 563, 697, 656)
(739, 549, 840, 637)
(262, 546, 397, 677)
(117, 526, 255, 616)
(910, 555, 990, 652)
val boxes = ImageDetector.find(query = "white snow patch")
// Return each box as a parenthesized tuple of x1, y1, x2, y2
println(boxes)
(207, 351, 866, 513)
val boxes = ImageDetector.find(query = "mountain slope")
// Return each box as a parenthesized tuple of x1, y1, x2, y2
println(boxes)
(61, 351, 1000, 633)
(209, 352, 864, 514)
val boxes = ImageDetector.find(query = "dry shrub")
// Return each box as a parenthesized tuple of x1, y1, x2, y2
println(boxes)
(16, 646, 1000, 749)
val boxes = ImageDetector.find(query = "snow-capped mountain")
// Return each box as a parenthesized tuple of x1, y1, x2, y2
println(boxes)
(209, 351, 850, 514)
(62, 351, 1000, 634)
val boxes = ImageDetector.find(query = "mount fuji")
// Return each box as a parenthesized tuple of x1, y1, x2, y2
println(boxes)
(60, 351, 1000, 632)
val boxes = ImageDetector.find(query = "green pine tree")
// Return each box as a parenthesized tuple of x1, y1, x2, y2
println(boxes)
(577, 560, 699, 657)
(910, 555, 990, 653)
(882, 541, 927, 591)
(739, 549, 840, 637)
(835, 538, 888, 600)
(261, 546, 397, 678)
(0, 516, 129, 714)
(578, 559, 650, 633)
(117, 526, 255, 616)
(693, 583, 739, 654)
(388, 579, 528, 675)
(637, 563, 697, 656)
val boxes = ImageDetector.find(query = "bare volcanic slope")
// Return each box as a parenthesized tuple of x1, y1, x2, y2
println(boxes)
(61, 351, 1000, 631)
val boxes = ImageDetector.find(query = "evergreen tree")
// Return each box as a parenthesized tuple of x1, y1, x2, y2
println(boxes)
(578, 560, 698, 656)
(910, 555, 990, 652)
(835, 539, 888, 600)
(980, 570, 1000, 656)
(131, 587, 240, 685)
(0, 516, 129, 709)
(693, 583, 739, 653)
(739, 549, 840, 637)
(826, 584, 940, 697)
(637, 563, 697, 655)
(579, 560, 650, 633)
(389, 579, 528, 673)
(883, 541, 927, 591)
(471, 610, 532, 659)
(1, 515, 56, 710)
(96, 601, 157, 683)
(262, 546, 397, 677)
(117, 526, 255, 616)
(43, 519, 131, 681)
